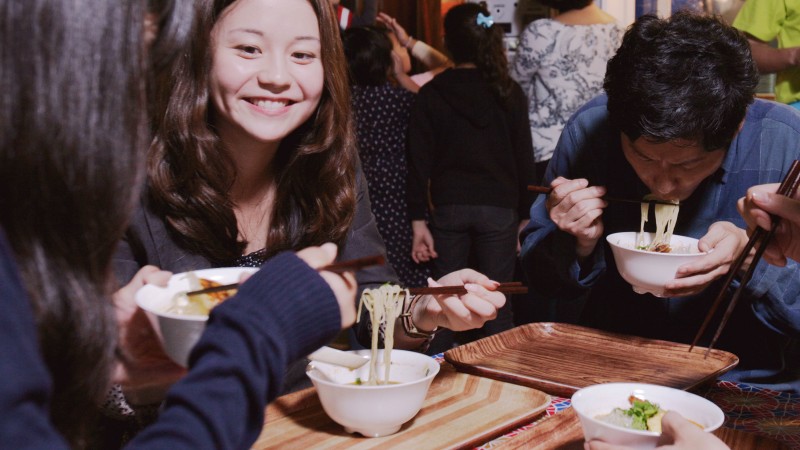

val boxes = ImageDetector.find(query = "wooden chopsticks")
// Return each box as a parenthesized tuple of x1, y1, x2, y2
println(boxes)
(184, 254, 528, 298)
(408, 281, 528, 296)
(527, 185, 678, 207)
(320, 254, 385, 274)
(185, 254, 386, 297)
(689, 160, 800, 356)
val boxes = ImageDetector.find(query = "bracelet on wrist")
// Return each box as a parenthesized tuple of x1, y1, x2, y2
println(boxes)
(402, 35, 413, 49)
(401, 294, 438, 339)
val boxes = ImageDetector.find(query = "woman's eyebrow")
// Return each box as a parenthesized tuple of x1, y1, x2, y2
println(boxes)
(229, 28, 263, 37)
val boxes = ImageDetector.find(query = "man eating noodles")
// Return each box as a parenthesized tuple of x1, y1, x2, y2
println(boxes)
(520, 12, 800, 393)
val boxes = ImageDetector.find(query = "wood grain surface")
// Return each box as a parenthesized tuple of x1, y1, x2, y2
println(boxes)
(491, 407, 790, 450)
(252, 364, 550, 449)
(444, 323, 739, 398)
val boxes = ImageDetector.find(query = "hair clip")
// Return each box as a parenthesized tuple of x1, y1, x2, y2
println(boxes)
(477, 12, 494, 29)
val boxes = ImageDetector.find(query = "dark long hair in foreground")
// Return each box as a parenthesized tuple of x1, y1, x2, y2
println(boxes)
(0, 0, 191, 447)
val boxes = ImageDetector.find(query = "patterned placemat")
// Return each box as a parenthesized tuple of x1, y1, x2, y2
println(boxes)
(473, 379, 800, 449)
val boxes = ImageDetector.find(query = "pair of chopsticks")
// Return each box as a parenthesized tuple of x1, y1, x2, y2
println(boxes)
(185, 254, 386, 297)
(408, 281, 528, 296)
(689, 160, 800, 357)
(527, 185, 678, 207)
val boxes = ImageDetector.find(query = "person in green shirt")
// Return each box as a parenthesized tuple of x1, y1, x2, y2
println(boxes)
(733, 0, 800, 108)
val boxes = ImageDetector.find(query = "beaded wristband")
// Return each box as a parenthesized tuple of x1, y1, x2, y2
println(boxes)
(401, 294, 438, 339)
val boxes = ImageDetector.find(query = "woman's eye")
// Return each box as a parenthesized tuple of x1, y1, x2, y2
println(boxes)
(292, 51, 316, 62)
(237, 45, 260, 56)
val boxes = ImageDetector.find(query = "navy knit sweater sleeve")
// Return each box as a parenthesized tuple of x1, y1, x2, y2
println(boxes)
(129, 251, 341, 449)
(0, 234, 341, 449)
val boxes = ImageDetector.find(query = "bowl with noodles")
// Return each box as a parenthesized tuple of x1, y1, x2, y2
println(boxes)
(306, 349, 440, 437)
(607, 232, 706, 297)
(135, 267, 257, 366)
(572, 382, 723, 449)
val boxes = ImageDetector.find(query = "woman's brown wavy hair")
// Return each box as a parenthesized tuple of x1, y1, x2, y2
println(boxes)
(148, 0, 357, 264)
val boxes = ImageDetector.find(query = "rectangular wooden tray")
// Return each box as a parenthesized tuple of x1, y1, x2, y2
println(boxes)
(444, 323, 739, 397)
(252, 364, 550, 449)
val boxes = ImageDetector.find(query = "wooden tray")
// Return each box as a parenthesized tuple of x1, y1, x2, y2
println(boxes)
(444, 323, 739, 397)
(490, 408, 790, 450)
(252, 364, 550, 449)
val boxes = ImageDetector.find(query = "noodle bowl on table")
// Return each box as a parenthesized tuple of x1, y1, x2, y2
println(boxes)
(305, 284, 439, 437)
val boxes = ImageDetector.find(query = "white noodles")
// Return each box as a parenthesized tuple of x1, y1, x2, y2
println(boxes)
(357, 284, 407, 385)
(639, 196, 680, 252)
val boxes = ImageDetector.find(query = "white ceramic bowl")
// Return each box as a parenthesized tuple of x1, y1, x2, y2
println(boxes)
(572, 382, 724, 450)
(306, 349, 440, 437)
(135, 267, 257, 367)
(606, 232, 706, 297)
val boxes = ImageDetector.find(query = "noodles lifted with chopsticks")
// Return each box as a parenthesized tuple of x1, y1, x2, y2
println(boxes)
(638, 195, 680, 253)
(357, 284, 407, 385)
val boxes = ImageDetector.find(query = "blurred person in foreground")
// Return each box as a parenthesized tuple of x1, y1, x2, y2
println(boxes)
(0, 0, 357, 448)
(520, 11, 800, 393)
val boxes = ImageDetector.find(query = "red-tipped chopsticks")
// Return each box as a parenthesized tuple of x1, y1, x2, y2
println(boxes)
(527, 185, 678, 207)
(408, 281, 527, 296)
(689, 160, 800, 356)
(185, 254, 386, 297)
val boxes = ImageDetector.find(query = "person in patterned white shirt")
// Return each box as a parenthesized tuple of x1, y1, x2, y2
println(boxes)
(511, 0, 622, 182)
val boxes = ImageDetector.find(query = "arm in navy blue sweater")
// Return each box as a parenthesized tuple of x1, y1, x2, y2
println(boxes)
(128, 252, 341, 449)
(0, 239, 340, 450)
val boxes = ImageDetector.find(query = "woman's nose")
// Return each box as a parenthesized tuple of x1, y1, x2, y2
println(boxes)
(256, 59, 290, 89)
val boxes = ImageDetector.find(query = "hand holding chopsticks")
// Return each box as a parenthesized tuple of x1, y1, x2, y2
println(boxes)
(690, 160, 800, 356)
(408, 281, 527, 296)
(528, 185, 678, 207)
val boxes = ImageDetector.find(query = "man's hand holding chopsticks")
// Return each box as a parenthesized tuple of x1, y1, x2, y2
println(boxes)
(545, 177, 608, 261)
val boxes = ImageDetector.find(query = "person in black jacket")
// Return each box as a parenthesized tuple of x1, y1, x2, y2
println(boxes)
(406, 2, 537, 353)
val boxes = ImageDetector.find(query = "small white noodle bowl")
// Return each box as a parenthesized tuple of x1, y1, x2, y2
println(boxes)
(135, 267, 258, 367)
(571, 382, 724, 450)
(306, 349, 440, 437)
(606, 232, 706, 297)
